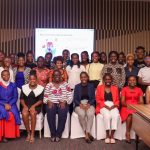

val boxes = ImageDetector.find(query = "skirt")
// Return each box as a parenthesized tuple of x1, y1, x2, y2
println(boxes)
(0, 112, 20, 141)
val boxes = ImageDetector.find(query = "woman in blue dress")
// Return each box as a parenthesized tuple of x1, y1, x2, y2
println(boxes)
(0, 70, 21, 142)
(13, 52, 31, 89)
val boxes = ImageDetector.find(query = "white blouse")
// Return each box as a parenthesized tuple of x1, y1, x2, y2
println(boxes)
(66, 65, 85, 89)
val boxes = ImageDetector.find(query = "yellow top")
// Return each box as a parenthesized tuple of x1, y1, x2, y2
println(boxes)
(86, 62, 104, 81)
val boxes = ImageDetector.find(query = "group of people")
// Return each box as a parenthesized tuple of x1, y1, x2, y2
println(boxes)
(0, 46, 150, 144)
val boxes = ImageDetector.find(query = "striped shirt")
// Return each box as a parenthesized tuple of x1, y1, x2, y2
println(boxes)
(43, 82, 73, 104)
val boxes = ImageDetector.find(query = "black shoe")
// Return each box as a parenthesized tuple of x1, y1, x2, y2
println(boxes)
(3, 138, 8, 143)
(51, 137, 55, 142)
(55, 137, 60, 142)
(85, 138, 92, 144)
(88, 134, 94, 141)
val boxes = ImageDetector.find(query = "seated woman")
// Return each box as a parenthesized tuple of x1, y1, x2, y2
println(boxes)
(20, 70, 44, 143)
(96, 73, 119, 144)
(74, 72, 95, 143)
(0, 70, 21, 142)
(120, 75, 143, 143)
(44, 70, 72, 142)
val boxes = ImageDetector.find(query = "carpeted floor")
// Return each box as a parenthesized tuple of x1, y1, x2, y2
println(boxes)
(0, 136, 150, 150)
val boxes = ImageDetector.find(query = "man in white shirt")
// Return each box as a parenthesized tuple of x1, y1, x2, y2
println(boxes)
(138, 55, 150, 94)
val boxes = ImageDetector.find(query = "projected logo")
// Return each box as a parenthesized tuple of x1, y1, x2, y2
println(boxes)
(42, 39, 56, 55)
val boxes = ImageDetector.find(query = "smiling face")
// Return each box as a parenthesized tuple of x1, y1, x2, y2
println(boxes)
(71, 54, 79, 65)
(29, 75, 37, 87)
(92, 53, 99, 63)
(128, 76, 136, 87)
(27, 53, 34, 63)
(18, 57, 25, 67)
(118, 54, 125, 64)
(56, 60, 63, 69)
(4, 58, 11, 68)
(81, 52, 89, 63)
(37, 57, 44, 68)
(1, 70, 10, 82)
(136, 49, 145, 60)
(63, 50, 70, 60)
(127, 56, 134, 67)
(45, 53, 52, 63)
(103, 75, 112, 86)
(100, 53, 107, 62)
(52, 70, 61, 83)
(109, 53, 118, 64)
(80, 72, 89, 84)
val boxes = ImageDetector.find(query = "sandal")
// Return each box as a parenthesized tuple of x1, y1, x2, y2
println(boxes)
(126, 132, 131, 144)
(30, 136, 35, 143)
(26, 134, 31, 142)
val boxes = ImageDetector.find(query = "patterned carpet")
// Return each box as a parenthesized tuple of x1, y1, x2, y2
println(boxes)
(0, 136, 150, 150)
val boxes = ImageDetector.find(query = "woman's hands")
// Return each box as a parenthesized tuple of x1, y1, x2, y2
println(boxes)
(5, 104, 11, 111)
(80, 103, 90, 110)
(22, 105, 28, 112)
(59, 101, 66, 109)
(47, 101, 54, 108)
(104, 105, 117, 111)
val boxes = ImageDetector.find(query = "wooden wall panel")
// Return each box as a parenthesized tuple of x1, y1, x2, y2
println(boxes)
(0, 0, 150, 56)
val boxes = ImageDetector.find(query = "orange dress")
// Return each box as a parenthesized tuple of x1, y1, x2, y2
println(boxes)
(0, 112, 20, 141)
(33, 67, 50, 87)
(49, 69, 68, 82)
(120, 86, 143, 122)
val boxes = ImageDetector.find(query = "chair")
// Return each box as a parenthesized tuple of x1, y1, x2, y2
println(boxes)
(121, 122, 135, 139)
(96, 113, 122, 140)
(18, 88, 44, 139)
(70, 112, 96, 139)
(20, 112, 44, 139)
(44, 113, 70, 138)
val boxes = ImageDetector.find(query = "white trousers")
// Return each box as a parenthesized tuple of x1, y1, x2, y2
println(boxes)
(100, 101, 119, 131)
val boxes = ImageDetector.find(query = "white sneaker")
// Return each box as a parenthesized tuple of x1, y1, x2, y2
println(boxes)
(105, 138, 110, 144)
(110, 138, 116, 144)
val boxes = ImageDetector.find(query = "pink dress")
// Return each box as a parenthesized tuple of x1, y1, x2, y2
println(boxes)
(120, 86, 143, 122)
(33, 67, 50, 87)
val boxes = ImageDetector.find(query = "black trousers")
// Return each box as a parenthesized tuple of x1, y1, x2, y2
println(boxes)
(46, 104, 68, 138)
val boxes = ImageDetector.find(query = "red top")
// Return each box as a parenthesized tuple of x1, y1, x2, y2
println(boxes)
(33, 67, 50, 87)
(120, 86, 143, 122)
(121, 86, 143, 105)
(96, 85, 119, 114)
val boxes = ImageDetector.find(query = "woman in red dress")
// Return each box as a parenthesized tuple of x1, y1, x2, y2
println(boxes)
(120, 75, 143, 143)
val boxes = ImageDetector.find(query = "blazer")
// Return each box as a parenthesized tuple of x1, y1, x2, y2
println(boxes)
(96, 85, 119, 114)
(73, 83, 95, 107)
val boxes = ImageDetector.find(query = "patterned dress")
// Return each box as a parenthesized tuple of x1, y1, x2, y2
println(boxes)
(102, 63, 125, 89)
(33, 67, 50, 87)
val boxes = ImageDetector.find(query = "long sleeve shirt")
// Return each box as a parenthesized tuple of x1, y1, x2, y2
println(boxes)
(43, 82, 73, 104)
